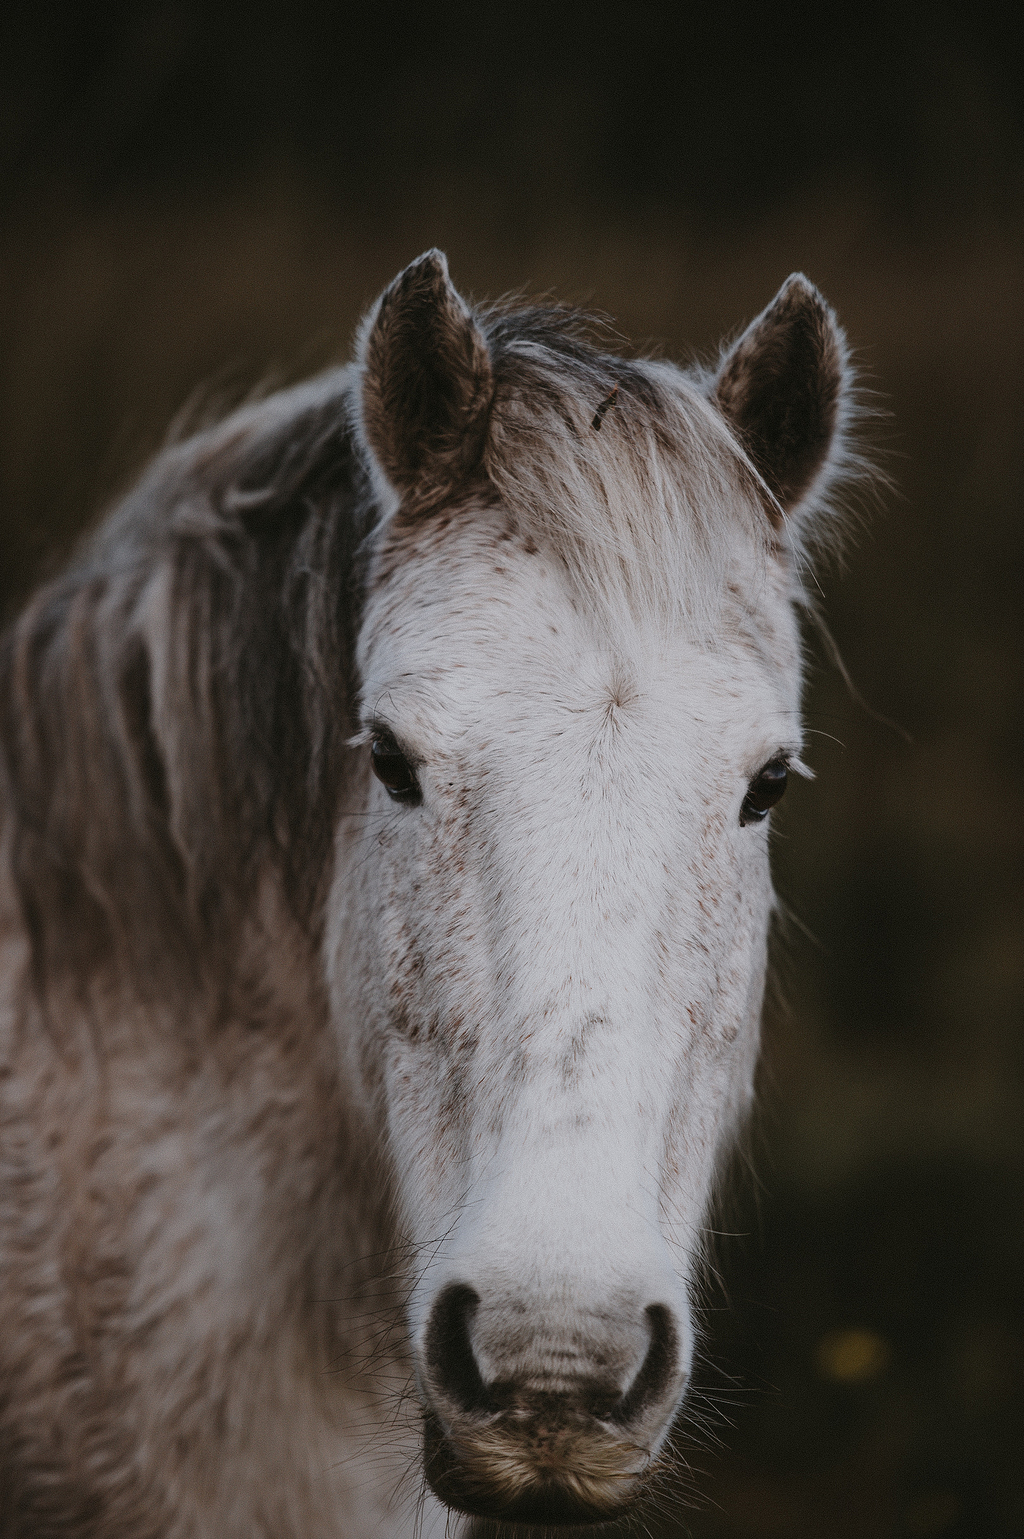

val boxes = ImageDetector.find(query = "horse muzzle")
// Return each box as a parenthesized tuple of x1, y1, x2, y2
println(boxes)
(419, 1284, 685, 1525)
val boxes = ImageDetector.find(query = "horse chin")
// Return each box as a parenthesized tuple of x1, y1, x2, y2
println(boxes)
(422, 1405, 649, 1527)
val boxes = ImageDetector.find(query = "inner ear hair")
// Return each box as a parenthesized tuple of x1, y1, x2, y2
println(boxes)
(358, 249, 494, 498)
(714, 273, 848, 520)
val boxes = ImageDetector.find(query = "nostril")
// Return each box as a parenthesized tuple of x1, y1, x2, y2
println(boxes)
(424, 1283, 490, 1415)
(609, 1303, 679, 1428)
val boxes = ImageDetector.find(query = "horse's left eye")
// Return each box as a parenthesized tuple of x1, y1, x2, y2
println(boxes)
(370, 736, 421, 804)
(740, 757, 788, 826)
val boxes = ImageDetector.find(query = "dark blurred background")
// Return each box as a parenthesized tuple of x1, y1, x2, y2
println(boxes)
(1, 4, 1021, 1535)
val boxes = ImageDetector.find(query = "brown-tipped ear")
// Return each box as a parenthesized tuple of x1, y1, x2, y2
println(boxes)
(714, 274, 848, 520)
(358, 250, 493, 498)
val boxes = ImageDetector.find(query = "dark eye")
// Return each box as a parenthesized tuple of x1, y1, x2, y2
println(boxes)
(370, 734, 421, 804)
(739, 757, 788, 826)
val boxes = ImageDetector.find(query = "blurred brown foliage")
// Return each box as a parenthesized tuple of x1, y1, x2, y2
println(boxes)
(1, 5, 1021, 1535)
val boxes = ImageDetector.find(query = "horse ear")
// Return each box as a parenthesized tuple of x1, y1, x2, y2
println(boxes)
(357, 250, 493, 499)
(714, 274, 849, 523)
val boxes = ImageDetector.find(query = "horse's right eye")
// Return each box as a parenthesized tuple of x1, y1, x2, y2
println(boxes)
(370, 736, 421, 804)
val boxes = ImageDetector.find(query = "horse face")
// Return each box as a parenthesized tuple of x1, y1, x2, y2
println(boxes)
(331, 506, 800, 1523)
(327, 252, 850, 1525)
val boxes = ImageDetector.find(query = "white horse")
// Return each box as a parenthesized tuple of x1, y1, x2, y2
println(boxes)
(0, 252, 859, 1535)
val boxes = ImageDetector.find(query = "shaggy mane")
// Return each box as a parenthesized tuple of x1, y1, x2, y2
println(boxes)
(0, 372, 375, 1012)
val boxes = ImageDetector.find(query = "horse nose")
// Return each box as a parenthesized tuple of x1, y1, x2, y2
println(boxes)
(421, 1283, 685, 1524)
(425, 1283, 680, 1423)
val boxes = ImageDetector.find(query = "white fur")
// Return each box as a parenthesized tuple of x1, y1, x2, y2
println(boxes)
(328, 474, 805, 1490)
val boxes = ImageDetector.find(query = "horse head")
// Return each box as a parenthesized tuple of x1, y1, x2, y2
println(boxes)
(328, 252, 855, 1525)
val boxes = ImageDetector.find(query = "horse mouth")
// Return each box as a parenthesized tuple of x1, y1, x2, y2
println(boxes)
(422, 1404, 650, 1526)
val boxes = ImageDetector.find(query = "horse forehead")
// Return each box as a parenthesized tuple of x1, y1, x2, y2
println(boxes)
(364, 624, 764, 751)
(361, 519, 790, 723)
